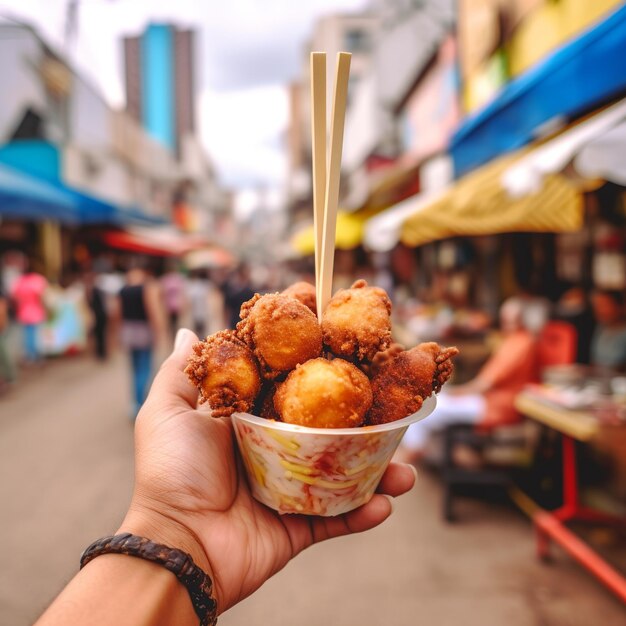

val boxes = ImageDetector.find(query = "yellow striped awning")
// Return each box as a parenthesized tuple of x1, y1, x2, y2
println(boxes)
(400, 151, 583, 247)
(291, 211, 365, 255)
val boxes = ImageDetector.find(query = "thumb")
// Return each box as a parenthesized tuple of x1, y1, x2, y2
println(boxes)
(172, 327, 200, 369)
(147, 328, 200, 410)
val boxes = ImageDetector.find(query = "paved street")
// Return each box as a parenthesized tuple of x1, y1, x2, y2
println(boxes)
(1, 353, 624, 625)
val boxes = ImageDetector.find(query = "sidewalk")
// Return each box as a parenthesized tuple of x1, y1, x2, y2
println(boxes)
(0, 353, 624, 625)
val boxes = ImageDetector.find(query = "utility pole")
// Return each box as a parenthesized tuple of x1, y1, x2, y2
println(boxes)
(64, 0, 79, 55)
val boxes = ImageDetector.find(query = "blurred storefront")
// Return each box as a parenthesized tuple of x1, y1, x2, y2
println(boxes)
(346, 1, 626, 318)
(0, 20, 230, 282)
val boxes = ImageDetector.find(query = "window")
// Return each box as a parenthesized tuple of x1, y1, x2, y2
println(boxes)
(344, 28, 370, 54)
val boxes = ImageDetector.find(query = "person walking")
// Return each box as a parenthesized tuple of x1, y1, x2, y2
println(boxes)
(186, 269, 210, 338)
(84, 271, 109, 360)
(10, 263, 48, 365)
(0, 286, 16, 391)
(160, 266, 186, 337)
(224, 265, 255, 329)
(118, 264, 164, 418)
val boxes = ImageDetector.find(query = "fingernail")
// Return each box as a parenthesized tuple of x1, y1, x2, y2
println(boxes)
(174, 328, 191, 351)
(405, 463, 418, 484)
(383, 494, 395, 515)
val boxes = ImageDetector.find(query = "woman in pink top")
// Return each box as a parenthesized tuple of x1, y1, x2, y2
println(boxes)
(11, 269, 48, 363)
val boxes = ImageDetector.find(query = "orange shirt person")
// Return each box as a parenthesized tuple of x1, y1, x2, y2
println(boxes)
(400, 298, 538, 456)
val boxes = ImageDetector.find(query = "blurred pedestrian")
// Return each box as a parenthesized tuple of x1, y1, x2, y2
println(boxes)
(84, 271, 109, 360)
(590, 290, 626, 370)
(206, 271, 226, 335)
(38, 276, 89, 356)
(398, 297, 538, 461)
(118, 262, 165, 418)
(554, 284, 595, 364)
(186, 269, 210, 338)
(160, 264, 186, 336)
(10, 261, 48, 365)
(0, 286, 16, 391)
(224, 265, 255, 329)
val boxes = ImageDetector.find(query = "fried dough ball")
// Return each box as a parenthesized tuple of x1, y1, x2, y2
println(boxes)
(236, 293, 323, 379)
(282, 281, 317, 315)
(255, 382, 280, 421)
(184, 330, 261, 417)
(367, 342, 459, 425)
(274, 357, 372, 428)
(362, 342, 405, 377)
(321, 279, 392, 362)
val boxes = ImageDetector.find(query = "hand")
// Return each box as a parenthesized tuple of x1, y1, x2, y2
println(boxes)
(119, 329, 416, 614)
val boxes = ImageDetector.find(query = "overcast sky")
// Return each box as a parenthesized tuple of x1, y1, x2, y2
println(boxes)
(0, 0, 368, 189)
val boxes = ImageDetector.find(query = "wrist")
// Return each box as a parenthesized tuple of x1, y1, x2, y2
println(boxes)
(118, 505, 220, 609)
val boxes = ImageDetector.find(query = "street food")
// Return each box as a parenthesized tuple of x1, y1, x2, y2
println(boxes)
(255, 383, 280, 421)
(282, 281, 317, 315)
(321, 279, 392, 362)
(184, 330, 261, 417)
(363, 342, 405, 377)
(186, 282, 458, 427)
(366, 342, 459, 425)
(274, 357, 372, 428)
(236, 293, 323, 379)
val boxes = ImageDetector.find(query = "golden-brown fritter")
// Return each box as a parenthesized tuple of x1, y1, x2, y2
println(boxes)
(282, 281, 317, 316)
(274, 357, 372, 428)
(185, 330, 261, 417)
(255, 382, 280, 421)
(236, 293, 323, 379)
(362, 342, 405, 377)
(321, 279, 392, 362)
(367, 342, 459, 425)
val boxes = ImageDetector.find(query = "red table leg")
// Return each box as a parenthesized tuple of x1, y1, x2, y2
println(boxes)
(533, 433, 626, 602)
(557, 435, 578, 520)
(535, 511, 626, 603)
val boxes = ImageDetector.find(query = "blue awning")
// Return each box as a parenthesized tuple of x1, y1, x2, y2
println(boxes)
(0, 141, 169, 226)
(451, 4, 626, 177)
(0, 163, 82, 224)
(65, 187, 169, 227)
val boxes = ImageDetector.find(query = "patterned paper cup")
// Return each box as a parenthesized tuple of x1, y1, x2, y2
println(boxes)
(231, 395, 436, 517)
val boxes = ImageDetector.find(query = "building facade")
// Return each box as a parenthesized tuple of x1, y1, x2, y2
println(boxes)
(286, 12, 378, 221)
(124, 24, 196, 156)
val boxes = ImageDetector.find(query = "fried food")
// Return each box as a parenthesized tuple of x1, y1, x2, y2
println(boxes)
(255, 382, 280, 421)
(362, 342, 405, 377)
(184, 330, 261, 417)
(367, 342, 459, 425)
(321, 279, 392, 362)
(236, 293, 323, 379)
(282, 281, 317, 315)
(274, 357, 372, 428)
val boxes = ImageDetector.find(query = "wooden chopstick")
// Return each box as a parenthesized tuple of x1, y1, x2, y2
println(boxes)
(310, 52, 326, 322)
(318, 52, 351, 318)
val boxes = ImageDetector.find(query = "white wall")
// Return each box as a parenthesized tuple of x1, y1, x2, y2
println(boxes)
(0, 25, 47, 141)
(372, 0, 455, 109)
(69, 74, 109, 149)
(343, 74, 383, 173)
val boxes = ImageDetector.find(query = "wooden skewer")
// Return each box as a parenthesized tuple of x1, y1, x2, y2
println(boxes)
(310, 52, 326, 322)
(318, 52, 351, 318)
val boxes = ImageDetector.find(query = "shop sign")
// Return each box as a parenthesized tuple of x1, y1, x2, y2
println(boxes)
(39, 55, 72, 99)
(399, 37, 460, 162)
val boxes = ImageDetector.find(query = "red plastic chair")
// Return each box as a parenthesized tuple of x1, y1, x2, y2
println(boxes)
(537, 321, 578, 369)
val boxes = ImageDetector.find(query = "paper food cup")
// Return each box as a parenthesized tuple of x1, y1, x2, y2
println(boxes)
(231, 395, 436, 517)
